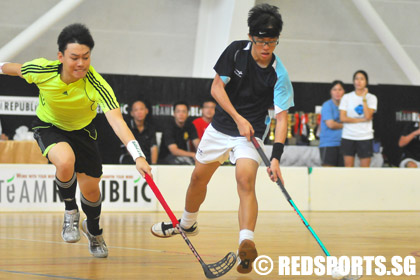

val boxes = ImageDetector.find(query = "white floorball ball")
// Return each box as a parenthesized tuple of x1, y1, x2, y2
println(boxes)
(332, 266, 347, 279)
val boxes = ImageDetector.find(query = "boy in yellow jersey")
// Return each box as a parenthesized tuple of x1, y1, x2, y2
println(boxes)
(0, 23, 152, 258)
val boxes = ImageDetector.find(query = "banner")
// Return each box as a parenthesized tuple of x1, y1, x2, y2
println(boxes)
(0, 96, 39, 115)
(0, 164, 157, 212)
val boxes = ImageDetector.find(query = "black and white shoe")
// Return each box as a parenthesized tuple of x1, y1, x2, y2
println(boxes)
(151, 219, 199, 238)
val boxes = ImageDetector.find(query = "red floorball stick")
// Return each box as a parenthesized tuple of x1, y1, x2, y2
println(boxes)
(144, 174, 237, 279)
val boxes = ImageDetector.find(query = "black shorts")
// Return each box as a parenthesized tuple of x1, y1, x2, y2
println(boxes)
(340, 138, 373, 159)
(31, 117, 102, 178)
(319, 146, 344, 166)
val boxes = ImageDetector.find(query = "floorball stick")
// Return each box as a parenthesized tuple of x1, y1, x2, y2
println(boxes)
(250, 137, 361, 280)
(144, 174, 236, 279)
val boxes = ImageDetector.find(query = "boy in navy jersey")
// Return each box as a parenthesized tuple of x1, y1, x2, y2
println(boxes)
(152, 4, 294, 274)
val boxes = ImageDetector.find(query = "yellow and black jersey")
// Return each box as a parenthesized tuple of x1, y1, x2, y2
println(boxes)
(21, 58, 119, 131)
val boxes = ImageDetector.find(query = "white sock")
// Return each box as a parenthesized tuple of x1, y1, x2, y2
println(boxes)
(239, 229, 254, 245)
(180, 209, 198, 229)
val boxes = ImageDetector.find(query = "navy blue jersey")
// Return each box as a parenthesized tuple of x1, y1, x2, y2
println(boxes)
(158, 119, 198, 161)
(401, 122, 420, 161)
(212, 40, 294, 138)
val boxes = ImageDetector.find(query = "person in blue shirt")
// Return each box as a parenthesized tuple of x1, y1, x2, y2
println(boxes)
(319, 80, 345, 166)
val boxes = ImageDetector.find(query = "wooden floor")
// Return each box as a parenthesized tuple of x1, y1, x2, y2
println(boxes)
(0, 211, 419, 280)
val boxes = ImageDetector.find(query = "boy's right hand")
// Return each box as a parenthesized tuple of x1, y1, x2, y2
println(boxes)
(236, 116, 254, 141)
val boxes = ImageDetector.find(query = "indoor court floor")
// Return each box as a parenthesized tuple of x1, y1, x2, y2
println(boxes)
(0, 211, 419, 279)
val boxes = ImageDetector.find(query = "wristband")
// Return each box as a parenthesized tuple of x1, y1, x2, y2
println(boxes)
(270, 142, 284, 161)
(0, 62, 10, 74)
(127, 140, 145, 161)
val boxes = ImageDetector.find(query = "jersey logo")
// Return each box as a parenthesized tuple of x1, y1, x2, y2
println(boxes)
(184, 132, 189, 140)
(62, 91, 68, 96)
(234, 69, 243, 78)
(354, 104, 363, 115)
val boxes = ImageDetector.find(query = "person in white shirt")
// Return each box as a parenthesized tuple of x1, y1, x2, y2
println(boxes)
(339, 70, 377, 167)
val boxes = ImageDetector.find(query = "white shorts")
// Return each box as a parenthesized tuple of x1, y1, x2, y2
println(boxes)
(399, 158, 420, 168)
(196, 124, 264, 165)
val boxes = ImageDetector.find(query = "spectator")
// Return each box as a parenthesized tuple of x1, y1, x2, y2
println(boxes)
(0, 118, 9, 140)
(193, 100, 216, 139)
(319, 80, 345, 166)
(339, 70, 377, 167)
(120, 100, 158, 164)
(158, 101, 199, 165)
(398, 120, 420, 168)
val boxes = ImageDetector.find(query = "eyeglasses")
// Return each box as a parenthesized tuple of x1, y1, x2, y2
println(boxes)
(251, 36, 279, 47)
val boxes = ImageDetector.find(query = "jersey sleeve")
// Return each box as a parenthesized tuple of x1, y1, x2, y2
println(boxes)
(339, 94, 349, 111)
(188, 122, 199, 140)
(213, 41, 242, 85)
(321, 101, 334, 121)
(401, 122, 414, 136)
(367, 94, 378, 111)
(150, 126, 158, 147)
(85, 66, 119, 113)
(21, 58, 60, 84)
(162, 124, 176, 147)
(273, 56, 294, 113)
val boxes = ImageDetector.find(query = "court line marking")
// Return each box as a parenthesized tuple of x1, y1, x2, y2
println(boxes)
(0, 269, 90, 280)
(0, 236, 217, 257)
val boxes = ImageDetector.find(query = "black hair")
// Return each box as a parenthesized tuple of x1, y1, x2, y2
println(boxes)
(248, 4, 283, 37)
(201, 99, 216, 108)
(331, 80, 345, 90)
(173, 100, 189, 111)
(57, 23, 95, 53)
(130, 100, 147, 112)
(353, 70, 369, 86)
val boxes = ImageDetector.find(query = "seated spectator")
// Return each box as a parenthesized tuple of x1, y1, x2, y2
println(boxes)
(158, 101, 199, 165)
(0, 118, 8, 140)
(398, 120, 420, 168)
(339, 70, 377, 167)
(193, 100, 216, 139)
(120, 100, 158, 164)
(319, 81, 345, 166)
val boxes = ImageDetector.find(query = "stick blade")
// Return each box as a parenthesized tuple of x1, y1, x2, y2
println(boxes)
(203, 252, 237, 279)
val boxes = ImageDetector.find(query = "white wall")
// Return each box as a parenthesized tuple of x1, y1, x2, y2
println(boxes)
(1, 0, 420, 84)
(1, 164, 419, 212)
(0, 0, 200, 77)
(260, 0, 420, 85)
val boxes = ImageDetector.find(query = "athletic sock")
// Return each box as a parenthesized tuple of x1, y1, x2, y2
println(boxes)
(180, 209, 198, 229)
(55, 173, 78, 211)
(81, 194, 102, 236)
(239, 229, 254, 245)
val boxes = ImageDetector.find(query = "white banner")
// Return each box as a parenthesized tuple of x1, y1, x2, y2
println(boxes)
(0, 96, 39, 115)
(0, 164, 157, 211)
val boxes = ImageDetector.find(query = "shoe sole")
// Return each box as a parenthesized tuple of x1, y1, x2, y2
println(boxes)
(61, 232, 81, 243)
(150, 225, 200, 238)
(237, 240, 258, 274)
(150, 226, 173, 238)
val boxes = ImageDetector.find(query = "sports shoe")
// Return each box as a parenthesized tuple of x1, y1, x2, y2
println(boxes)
(81, 219, 108, 258)
(151, 219, 199, 238)
(237, 239, 258, 274)
(61, 209, 80, 243)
